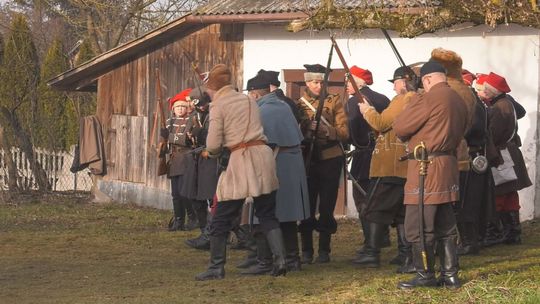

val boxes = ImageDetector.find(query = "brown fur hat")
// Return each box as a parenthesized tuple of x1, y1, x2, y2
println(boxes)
(206, 64, 232, 91)
(430, 48, 463, 80)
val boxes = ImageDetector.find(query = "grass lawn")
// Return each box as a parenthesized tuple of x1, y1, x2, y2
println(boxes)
(1, 192, 539, 304)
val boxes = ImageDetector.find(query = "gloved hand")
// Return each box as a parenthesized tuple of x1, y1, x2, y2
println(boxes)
(160, 128, 169, 139)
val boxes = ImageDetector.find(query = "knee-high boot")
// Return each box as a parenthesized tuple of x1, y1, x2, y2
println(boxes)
(437, 235, 461, 289)
(398, 242, 437, 289)
(281, 222, 301, 271)
(502, 211, 521, 245)
(265, 228, 287, 276)
(195, 235, 226, 281)
(457, 222, 479, 255)
(240, 233, 273, 275)
(390, 224, 407, 265)
(352, 221, 383, 267)
(395, 224, 415, 274)
(316, 232, 332, 263)
(185, 213, 211, 250)
(168, 198, 185, 231)
(184, 199, 199, 231)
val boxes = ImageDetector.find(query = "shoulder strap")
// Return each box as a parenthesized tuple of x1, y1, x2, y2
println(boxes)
(299, 97, 331, 127)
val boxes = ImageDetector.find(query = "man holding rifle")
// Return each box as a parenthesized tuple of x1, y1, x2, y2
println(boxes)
(393, 60, 468, 289)
(296, 63, 349, 264)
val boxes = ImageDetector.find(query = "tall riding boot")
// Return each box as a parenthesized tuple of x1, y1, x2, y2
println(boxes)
(231, 224, 251, 250)
(265, 228, 287, 276)
(192, 200, 208, 230)
(457, 222, 479, 255)
(241, 233, 273, 275)
(168, 198, 185, 231)
(195, 235, 226, 281)
(236, 232, 257, 269)
(185, 226, 210, 250)
(356, 218, 369, 254)
(316, 232, 332, 263)
(483, 219, 503, 247)
(300, 230, 314, 264)
(184, 199, 199, 231)
(504, 211, 522, 245)
(390, 224, 407, 265)
(282, 222, 301, 271)
(398, 243, 437, 289)
(352, 221, 383, 267)
(438, 235, 461, 289)
(395, 224, 415, 274)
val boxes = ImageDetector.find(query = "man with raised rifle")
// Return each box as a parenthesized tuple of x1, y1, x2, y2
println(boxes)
(343, 65, 390, 261)
(296, 63, 348, 264)
(356, 66, 416, 273)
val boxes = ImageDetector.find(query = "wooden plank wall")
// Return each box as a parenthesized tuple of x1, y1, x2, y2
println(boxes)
(96, 24, 244, 191)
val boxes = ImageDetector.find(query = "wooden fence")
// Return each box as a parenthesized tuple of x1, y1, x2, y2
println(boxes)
(0, 146, 93, 191)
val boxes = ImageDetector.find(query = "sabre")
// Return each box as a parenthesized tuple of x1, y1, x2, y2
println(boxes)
(413, 141, 431, 272)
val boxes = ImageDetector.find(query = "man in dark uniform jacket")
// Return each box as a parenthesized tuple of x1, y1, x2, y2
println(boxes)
(257, 69, 301, 122)
(345, 65, 390, 255)
(394, 60, 468, 289)
(296, 64, 349, 264)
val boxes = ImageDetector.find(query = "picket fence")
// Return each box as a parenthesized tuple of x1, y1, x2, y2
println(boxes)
(0, 146, 93, 191)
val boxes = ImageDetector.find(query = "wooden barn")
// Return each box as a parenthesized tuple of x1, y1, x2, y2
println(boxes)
(50, 0, 540, 220)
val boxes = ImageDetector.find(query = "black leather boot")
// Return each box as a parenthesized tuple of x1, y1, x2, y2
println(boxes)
(185, 226, 210, 250)
(398, 243, 437, 289)
(168, 198, 185, 231)
(356, 218, 369, 254)
(381, 224, 391, 248)
(390, 224, 407, 265)
(352, 221, 382, 267)
(241, 233, 273, 275)
(231, 225, 251, 250)
(437, 235, 461, 289)
(503, 211, 522, 245)
(316, 232, 332, 263)
(457, 222, 479, 255)
(394, 224, 415, 273)
(236, 236, 257, 269)
(300, 230, 314, 264)
(168, 217, 185, 231)
(266, 228, 287, 276)
(282, 222, 301, 271)
(483, 220, 503, 247)
(195, 236, 226, 281)
(184, 200, 199, 231)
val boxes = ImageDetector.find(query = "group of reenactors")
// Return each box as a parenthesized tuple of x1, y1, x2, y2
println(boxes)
(159, 47, 531, 289)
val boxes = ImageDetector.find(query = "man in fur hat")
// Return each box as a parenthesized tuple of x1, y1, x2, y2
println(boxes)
(296, 63, 349, 264)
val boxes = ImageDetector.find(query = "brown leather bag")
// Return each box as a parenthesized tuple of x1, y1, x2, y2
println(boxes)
(157, 141, 169, 176)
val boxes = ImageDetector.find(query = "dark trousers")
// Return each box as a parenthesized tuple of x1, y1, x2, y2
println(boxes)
(404, 203, 457, 245)
(363, 182, 405, 225)
(456, 170, 488, 223)
(299, 156, 344, 234)
(210, 191, 280, 237)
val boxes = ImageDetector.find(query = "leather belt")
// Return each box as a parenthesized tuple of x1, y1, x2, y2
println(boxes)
(399, 150, 455, 161)
(229, 140, 266, 152)
(278, 145, 300, 153)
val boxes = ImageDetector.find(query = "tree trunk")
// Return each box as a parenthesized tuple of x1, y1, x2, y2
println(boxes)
(0, 126, 19, 191)
(0, 107, 51, 191)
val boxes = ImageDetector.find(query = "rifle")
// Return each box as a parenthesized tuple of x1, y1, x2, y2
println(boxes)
(414, 141, 430, 272)
(304, 43, 334, 175)
(381, 29, 419, 91)
(180, 46, 207, 100)
(155, 69, 168, 176)
(330, 36, 372, 106)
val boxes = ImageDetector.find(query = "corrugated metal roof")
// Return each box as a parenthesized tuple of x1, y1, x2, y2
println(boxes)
(195, 0, 441, 16)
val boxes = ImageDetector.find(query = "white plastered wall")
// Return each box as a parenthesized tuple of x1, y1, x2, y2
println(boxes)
(243, 23, 539, 220)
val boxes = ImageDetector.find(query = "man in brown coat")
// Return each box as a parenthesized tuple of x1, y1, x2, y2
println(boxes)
(296, 64, 349, 264)
(394, 60, 468, 289)
(355, 66, 416, 272)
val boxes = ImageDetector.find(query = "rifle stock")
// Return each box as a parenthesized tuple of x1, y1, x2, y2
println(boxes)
(330, 36, 372, 106)
(155, 69, 168, 176)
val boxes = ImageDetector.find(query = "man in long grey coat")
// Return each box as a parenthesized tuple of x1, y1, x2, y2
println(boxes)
(241, 72, 310, 275)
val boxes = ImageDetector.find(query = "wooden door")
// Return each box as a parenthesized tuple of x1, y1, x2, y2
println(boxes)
(282, 69, 349, 217)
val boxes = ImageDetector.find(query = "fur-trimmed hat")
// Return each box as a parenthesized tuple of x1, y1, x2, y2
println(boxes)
(350, 65, 373, 85)
(430, 48, 463, 80)
(206, 64, 232, 91)
(304, 64, 329, 82)
(169, 88, 192, 110)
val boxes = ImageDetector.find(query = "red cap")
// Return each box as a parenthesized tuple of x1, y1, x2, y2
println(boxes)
(461, 69, 476, 86)
(485, 72, 511, 93)
(350, 65, 373, 85)
(168, 88, 193, 110)
(475, 73, 488, 85)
